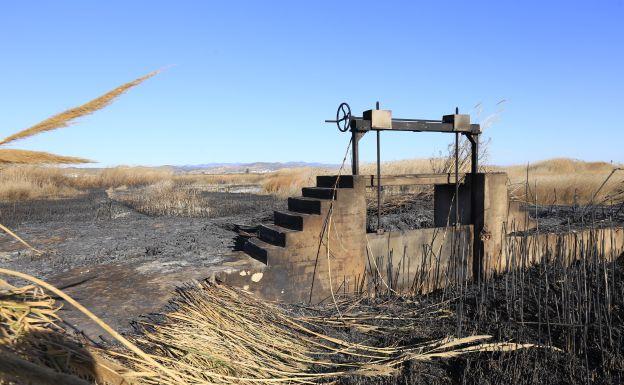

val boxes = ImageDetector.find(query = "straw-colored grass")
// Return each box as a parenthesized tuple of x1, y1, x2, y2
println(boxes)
(1, 267, 554, 385)
(0, 165, 174, 201)
(1, 158, 621, 205)
(501, 158, 624, 205)
(262, 167, 335, 197)
(0, 279, 59, 343)
(108, 180, 212, 217)
(259, 158, 623, 205)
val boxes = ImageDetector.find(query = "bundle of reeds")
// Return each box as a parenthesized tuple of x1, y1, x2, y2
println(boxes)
(0, 267, 557, 385)
(118, 281, 551, 385)
(0, 279, 59, 343)
(0, 279, 139, 385)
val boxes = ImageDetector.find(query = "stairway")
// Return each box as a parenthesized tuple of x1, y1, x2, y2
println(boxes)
(243, 175, 353, 265)
(238, 174, 367, 302)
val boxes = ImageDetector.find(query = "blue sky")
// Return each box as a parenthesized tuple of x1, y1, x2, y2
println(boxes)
(0, 1, 622, 167)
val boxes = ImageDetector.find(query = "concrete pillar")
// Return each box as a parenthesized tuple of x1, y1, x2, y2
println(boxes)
(434, 173, 509, 279)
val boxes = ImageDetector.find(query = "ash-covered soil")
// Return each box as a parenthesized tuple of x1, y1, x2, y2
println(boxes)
(522, 203, 624, 233)
(366, 193, 624, 234)
(2, 188, 621, 341)
(367, 195, 434, 232)
(0, 190, 285, 280)
(0, 189, 284, 338)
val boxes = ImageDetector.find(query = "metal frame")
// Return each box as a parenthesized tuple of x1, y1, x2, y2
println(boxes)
(328, 102, 480, 233)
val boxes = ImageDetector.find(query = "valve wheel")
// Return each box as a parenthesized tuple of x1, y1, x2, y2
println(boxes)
(336, 102, 352, 132)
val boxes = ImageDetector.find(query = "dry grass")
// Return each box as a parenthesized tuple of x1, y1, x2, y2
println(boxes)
(0, 280, 58, 343)
(261, 160, 442, 198)
(0, 158, 622, 206)
(502, 158, 624, 205)
(108, 180, 212, 217)
(262, 167, 335, 197)
(176, 172, 267, 187)
(360, 158, 442, 175)
(0, 166, 174, 201)
(1, 273, 549, 385)
(261, 158, 623, 205)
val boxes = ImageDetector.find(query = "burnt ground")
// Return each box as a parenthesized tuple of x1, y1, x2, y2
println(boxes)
(367, 195, 434, 232)
(1, 188, 622, 342)
(521, 203, 624, 233)
(0, 189, 284, 339)
(367, 194, 624, 233)
(293, 253, 624, 384)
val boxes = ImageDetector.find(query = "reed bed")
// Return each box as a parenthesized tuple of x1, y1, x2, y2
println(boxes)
(1, 158, 622, 207)
(357, 216, 624, 384)
(108, 180, 212, 217)
(503, 158, 624, 205)
(1, 273, 549, 385)
(121, 281, 547, 385)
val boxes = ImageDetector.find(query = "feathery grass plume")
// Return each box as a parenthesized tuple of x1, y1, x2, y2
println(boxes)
(0, 70, 160, 146)
(0, 149, 91, 165)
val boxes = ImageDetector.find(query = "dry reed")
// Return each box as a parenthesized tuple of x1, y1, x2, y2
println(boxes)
(503, 158, 624, 205)
(2, 158, 621, 206)
(0, 70, 159, 147)
(0, 269, 549, 385)
(0, 149, 91, 165)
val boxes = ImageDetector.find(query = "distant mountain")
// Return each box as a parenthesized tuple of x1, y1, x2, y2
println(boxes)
(173, 161, 339, 174)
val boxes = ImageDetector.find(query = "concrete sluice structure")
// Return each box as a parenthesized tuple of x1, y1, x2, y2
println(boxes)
(221, 171, 624, 303)
(221, 104, 624, 302)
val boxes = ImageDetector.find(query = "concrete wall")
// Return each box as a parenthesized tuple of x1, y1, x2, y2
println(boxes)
(434, 173, 511, 279)
(365, 225, 473, 294)
(231, 171, 623, 303)
(361, 225, 624, 296)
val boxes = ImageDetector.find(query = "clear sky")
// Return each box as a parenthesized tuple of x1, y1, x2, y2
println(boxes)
(0, 1, 622, 167)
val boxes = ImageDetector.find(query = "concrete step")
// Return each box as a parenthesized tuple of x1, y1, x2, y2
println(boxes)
(243, 237, 281, 264)
(302, 187, 338, 200)
(274, 210, 316, 231)
(258, 223, 296, 247)
(316, 175, 354, 188)
(287, 197, 329, 215)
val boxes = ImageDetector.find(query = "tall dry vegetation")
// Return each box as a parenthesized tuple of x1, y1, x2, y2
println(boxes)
(262, 167, 336, 197)
(503, 158, 623, 205)
(1, 158, 621, 206)
(261, 159, 444, 198)
(260, 158, 623, 205)
(0, 166, 173, 201)
(108, 180, 212, 217)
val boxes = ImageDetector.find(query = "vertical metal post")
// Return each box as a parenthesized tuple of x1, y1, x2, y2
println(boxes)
(468, 132, 481, 281)
(455, 132, 459, 227)
(351, 130, 359, 175)
(376, 130, 381, 232)
(376, 101, 382, 232)
(454, 107, 460, 227)
(454, 108, 462, 336)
